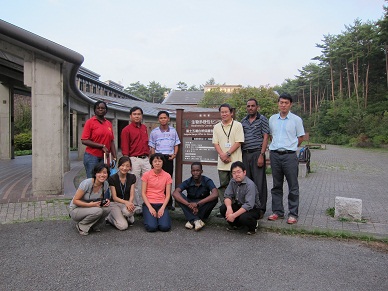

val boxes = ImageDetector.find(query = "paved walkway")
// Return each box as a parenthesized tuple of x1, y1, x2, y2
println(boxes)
(1, 146, 387, 238)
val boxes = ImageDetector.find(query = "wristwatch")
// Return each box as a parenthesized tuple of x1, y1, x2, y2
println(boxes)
(260, 153, 265, 157)
(226, 151, 231, 157)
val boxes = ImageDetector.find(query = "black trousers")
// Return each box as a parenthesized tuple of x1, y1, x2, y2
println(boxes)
(220, 203, 260, 231)
(162, 157, 174, 207)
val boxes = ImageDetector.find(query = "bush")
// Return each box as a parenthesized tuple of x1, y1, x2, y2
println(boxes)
(14, 132, 32, 151)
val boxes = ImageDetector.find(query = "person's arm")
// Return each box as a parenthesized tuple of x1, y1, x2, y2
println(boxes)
(158, 183, 171, 218)
(169, 145, 179, 160)
(73, 188, 100, 208)
(121, 128, 129, 156)
(172, 187, 188, 205)
(214, 143, 230, 163)
(110, 140, 117, 160)
(297, 136, 304, 147)
(258, 133, 269, 168)
(141, 180, 156, 217)
(226, 206, 247, 223)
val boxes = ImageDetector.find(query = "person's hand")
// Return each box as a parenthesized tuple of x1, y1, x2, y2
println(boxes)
(168, 154, 176, 160)
(89, 201, 101, 207)
(103, 199, 110, 207)
(226, 212, 236, 223)
(257, 154, 264, 168)
(149, 207, 157, 217)
(157, 207, 165, 218)
(125, 201, 135, 212)
(225, 207, 233, 218)
(102, 145, 109, 154)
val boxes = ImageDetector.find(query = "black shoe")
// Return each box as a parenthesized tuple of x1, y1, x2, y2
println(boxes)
(258, 210, 265, 220)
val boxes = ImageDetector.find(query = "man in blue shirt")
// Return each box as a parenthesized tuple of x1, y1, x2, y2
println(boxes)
(172, 162, 218, 231)
(268, 93, 305, 224)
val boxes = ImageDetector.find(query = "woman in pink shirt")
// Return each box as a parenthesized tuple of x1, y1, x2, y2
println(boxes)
(141, 153, 172, 232)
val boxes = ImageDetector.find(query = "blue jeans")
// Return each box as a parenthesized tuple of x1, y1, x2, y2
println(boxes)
(142, 203, 171, 232)
(83, 152, 103, 178)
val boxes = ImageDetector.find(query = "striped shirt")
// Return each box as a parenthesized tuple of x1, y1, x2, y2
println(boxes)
(241, 113, 270, 151)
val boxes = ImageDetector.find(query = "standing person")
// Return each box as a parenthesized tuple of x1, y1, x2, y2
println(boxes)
(219, 161, 261, 235)
(268, 93, 305, 224)
(149, 110, 181, 210)
(212, 103, 244, 215)
(172, 162, 218, 231)
(141, 153, 173, 232)
(81, 101, 117, 178)
(241, 98, 269, 219)
(69, 163, 111, 236)
(106, 156, 136, 230)
(121, 106, 151, 214)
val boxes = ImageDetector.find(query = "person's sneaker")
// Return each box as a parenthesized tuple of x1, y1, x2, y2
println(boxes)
(247, 221, 259, 235)
(76, 223, 88, 236)
(127, 215, 135, 226)
(287, 216, 298, 224)
(185, 221, 194, 230)
(194, 219, 205, 231)
(226, 225, 238, 231)
(268, 213, 284, 221)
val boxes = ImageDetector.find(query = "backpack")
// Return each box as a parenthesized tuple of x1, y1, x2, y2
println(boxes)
(298, 146, 311, 173)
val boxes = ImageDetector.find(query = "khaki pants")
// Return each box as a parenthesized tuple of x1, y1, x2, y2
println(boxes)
(70, 206, 111, 232)
(106, 202, 135, 230)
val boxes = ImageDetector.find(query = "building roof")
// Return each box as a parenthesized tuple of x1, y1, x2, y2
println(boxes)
(162, 90, 204, 105)
(85, 92, 216, 119)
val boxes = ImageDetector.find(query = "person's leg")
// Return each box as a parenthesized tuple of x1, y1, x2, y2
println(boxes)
(247, 152, 268, 217)
(70, 207, 104, 233)
(198, 199, 218, 220)
(142, 203, 158, 232)
(283, 154, 300, 218)
(270, 153, 285, 217)
(176, 194, 198, 222)
(83, 153, 102, 179)
(238, 209, 260, 231)
(130, 157, 143, 211)
(106, 202, 128, 230)
(154, 204, 171, 232)
(218, 170, 231, 203)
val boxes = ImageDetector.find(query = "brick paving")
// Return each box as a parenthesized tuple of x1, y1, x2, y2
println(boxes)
(1, 146, 387, 238)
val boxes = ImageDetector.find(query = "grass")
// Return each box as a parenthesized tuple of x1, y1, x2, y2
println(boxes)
(326, 207, 367, 223)
(15, 150, 32, 156)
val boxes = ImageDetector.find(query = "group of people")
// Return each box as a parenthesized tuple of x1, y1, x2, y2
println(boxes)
(69, 93, 305, 236)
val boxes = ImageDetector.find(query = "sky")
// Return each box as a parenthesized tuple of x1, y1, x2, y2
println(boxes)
(1, 0, 386, 89)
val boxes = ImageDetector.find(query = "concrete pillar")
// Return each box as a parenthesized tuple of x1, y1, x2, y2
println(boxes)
(24, 57, 64, 196)
(77, 113, 87, 160)
(63, 92, 70, 173)
(0, 83, 12, 159)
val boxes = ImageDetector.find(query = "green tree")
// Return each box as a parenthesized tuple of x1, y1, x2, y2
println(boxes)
(198, 88, 228, 108)
(176, 81, 188, 91)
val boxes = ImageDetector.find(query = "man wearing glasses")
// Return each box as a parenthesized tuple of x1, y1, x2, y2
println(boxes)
(219, 161, 261, 235)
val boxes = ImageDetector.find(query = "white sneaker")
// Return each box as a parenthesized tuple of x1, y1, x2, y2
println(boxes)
(185, 221, 194, 229)
(127, 215, 135, 225)
(194, 219, 205, 231)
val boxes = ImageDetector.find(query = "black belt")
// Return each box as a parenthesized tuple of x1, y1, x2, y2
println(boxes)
(271, 150, 296, 155)
(131, 155, 148, 159)
(242, 148, 260, 153)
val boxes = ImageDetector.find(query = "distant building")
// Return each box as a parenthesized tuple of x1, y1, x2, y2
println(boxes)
(162, 90, 204, 106)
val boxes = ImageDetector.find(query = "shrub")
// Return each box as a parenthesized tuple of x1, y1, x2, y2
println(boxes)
(14, 132, 32, 151)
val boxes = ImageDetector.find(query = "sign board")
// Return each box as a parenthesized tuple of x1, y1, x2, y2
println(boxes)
(181, 111, 219, 163)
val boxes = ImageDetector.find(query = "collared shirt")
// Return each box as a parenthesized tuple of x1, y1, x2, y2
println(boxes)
(142, 169, 172, 204)
(81, 116, 114, 158)
(149, 126, 181, 155)
(177, 175, 217, 200)
(212, 120, 244, 171)
(241, 113, 269, 151)
(224, 176, 260, 211)
(269, 111, 305, 151)
(120, 122, 150, 157)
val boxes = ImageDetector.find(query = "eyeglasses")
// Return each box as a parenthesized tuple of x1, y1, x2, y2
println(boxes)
(232, 170, 244, 175)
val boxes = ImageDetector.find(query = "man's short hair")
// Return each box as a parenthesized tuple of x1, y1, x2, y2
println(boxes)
(129, 106, 143, 115)
(230, 161, 246, 172)
(157, 110, 169, 118)
(278, 93, 293, 103)
(247, 98, 258, 106)
(219, 103, 233, 112)
(191, 161, 202, 170)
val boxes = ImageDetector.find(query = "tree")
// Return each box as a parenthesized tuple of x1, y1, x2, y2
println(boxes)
(176, 81, 188, 91)
(198, 88, 228, 108)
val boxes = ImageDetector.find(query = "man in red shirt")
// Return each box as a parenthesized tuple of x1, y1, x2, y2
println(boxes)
(121, 106, 151, 214)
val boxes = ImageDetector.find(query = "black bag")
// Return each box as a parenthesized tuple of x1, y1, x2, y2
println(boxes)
(298, 147, 311, 173)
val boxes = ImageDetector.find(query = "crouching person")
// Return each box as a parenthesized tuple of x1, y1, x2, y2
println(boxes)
(172, 162, 218, 231)
(69, 163, 111, 235)
(106, 156, 136, 230)
(220, 161, 261, 235)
